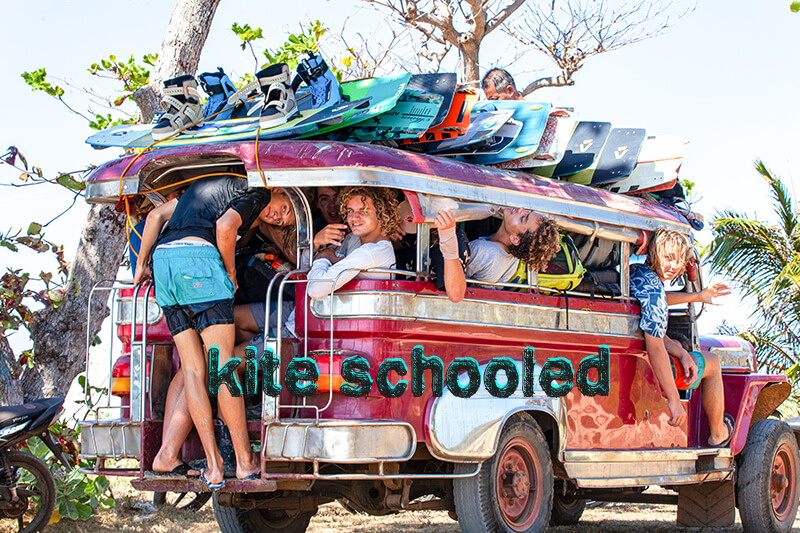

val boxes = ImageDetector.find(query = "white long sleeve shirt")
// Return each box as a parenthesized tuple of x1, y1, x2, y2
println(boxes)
(306, 236, 396, 300)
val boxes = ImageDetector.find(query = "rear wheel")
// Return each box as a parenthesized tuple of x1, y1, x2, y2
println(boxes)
(454, 415, 553, 533)
(212, 493, 314, 533)
(550, 492, 585, 525)
(0, 451, 56, 533)
(736, 418, 799, 533)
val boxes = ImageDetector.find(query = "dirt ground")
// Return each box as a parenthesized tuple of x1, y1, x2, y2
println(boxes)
(27, 479, 800, 533)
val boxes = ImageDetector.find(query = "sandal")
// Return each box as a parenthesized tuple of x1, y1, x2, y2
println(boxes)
(200, 469, 225, 491)
(710, 413, 735, 448)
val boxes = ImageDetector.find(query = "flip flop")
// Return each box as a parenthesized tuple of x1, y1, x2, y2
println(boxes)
(200, 469, 226, 491)
(711, 413, 735, 448)
(240, 470, 261, 481)
(148, 462, 198, 478)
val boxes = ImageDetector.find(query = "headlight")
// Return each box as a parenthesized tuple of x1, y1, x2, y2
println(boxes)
(116, 296, 163, 325)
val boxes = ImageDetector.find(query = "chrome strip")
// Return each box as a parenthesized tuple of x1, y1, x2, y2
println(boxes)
(85, 178, 140, 203)
(311, 290, 643, 338)
(248, 168, 690, 235)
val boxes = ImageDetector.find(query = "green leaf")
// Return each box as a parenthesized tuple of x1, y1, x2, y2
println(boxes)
(56, 173, 85, 191)
(26, 222, 42, 236)
(792, 1, 800, 12)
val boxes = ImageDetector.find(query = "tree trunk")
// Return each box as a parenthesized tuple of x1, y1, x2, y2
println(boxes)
(133, 0, 222, 122)
(460, 43, 481, 88)
(19, 206, 127, 401)
(0, 336, 23, 404)
(0, 0, 221, 405)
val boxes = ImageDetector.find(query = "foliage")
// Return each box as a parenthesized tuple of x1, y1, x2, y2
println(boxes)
(792, 1, 800, 12)
(704, 160, 800, 374)
(21, 53, 157, 130)
(232, 19, 348, 80)
(19, 426, 115, 523)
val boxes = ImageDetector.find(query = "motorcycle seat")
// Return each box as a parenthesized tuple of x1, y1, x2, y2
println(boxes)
(0, 398, 62, 429)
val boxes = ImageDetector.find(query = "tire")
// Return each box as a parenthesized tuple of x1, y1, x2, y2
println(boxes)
(153, 490, 212, 511)
(736, 418, 800, 533)
(550, 492, 585, 525)
(454, 415, 553, 533)
(0, 450, 57, 533)
(212, 493, 313, 533)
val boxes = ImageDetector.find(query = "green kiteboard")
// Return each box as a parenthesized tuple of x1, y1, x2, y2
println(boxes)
(301, 73, 412, 139)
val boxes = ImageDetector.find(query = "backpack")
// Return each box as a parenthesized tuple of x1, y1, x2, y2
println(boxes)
(508, 235, 586, 292)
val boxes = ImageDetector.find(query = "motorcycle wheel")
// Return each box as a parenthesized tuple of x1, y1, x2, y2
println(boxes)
(0, 450, 56, 533)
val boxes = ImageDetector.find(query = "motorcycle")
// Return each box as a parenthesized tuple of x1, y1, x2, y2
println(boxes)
(0, 397, 72, 532)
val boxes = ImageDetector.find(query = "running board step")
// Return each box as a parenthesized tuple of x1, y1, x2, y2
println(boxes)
(562, 448, 734, 488)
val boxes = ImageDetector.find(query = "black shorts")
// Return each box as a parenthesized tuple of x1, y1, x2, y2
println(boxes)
(162, 298, 235, 336)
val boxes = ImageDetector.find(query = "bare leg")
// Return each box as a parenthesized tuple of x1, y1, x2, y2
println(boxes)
(200, 323, 260, 479)
(172, 328, 225, 485)
(152, 369, 198, 475)
(234, 304, 260, 344)
(701, 353, 728, 445)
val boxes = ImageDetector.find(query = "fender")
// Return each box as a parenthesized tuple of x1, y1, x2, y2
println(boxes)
(425, 360, 567, 462)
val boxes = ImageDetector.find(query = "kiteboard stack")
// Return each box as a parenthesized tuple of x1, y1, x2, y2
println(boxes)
(86, 52, 696, 221)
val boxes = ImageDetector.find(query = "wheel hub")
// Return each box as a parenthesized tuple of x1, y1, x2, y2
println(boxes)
(501, 463, 530, 500)
(770, 442, 796, 522)
(0, 496, 29, 519)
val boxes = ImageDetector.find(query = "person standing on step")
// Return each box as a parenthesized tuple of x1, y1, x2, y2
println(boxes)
(134, 176, 294, 489)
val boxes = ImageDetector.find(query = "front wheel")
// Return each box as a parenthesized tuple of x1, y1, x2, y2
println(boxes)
(213, 493, 314, 533)
(0, 450, 56, 533)
(454, 415, 553, 533)
(736, 418, 800, 533)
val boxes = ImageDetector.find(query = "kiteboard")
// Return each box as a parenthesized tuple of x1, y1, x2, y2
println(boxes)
(531, 121, 612, 178)
(441, 118, 523, 157)
(428, 109, 514, 154)
(337, 73, 456, 141)
(400, 88, 479, 147)
(489, 108, 577, 169)
(563, 127, 644, 185)
(463, 101, 551, 165)
(602, 136, 689, 194)
(301, 73, 412, 138)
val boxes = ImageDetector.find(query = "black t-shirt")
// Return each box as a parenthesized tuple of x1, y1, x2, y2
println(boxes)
(156, 175, 270, 246)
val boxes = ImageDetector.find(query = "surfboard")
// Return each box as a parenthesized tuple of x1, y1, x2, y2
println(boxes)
(462, 101, 551, 165)
(601, 136, 689, 194)
(427, 109, 514, 154)
(489, 109, 577, 170)
(336, 73, 456, 141)
(531, 121, 612, 178)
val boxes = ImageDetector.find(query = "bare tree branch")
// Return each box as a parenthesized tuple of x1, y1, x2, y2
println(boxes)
(507, 0, 692, 95)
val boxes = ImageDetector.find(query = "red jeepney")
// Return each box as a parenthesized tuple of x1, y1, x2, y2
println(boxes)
(78, 140, 798, 533)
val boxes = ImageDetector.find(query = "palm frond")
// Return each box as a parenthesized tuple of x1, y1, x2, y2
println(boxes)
(755, 159, 798, 243)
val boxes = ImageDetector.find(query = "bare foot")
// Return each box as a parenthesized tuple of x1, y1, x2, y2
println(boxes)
(236, 453, 261, 480)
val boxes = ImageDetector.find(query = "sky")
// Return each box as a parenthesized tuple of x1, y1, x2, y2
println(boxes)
(0, 0, 799, 351)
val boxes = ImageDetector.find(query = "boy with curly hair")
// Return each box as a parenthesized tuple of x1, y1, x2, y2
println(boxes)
(466, 207, 561, 285)
(307, 186, 399, 299)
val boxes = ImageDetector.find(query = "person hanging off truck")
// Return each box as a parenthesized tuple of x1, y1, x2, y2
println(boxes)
(630, 227, 734, 447)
